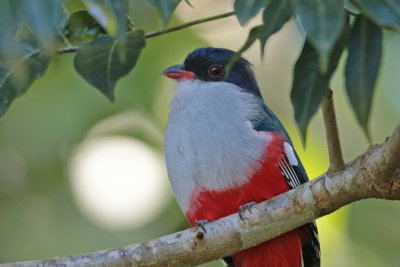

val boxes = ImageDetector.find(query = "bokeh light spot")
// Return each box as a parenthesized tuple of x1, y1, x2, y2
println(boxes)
(69, 136, 168, 231)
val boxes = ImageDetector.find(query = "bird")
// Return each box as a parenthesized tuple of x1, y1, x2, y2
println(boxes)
(162, 47, 320, 267)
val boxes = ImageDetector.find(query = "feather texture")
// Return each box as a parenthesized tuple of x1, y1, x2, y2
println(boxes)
(165, 80, 268, 213)
(163, 47, 320, 267)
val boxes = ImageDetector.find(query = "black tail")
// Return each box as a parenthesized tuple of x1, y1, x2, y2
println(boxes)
(301, 221, 321, 267)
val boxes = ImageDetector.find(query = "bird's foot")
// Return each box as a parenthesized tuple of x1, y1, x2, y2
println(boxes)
(194, 219, 210, 232)
(238, 201, 257, 221)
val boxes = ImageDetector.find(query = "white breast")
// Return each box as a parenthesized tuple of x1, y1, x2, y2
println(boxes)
(164, 80, 270, 213)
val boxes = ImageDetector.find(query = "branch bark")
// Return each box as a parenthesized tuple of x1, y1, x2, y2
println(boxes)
(2, 124, 399, 267)
(322, 89, 346, 172)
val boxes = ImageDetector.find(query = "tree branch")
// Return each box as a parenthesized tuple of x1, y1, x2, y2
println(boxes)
(321, 89, 346, 171)
(3, 124, 399, 267)
(56, 12, 235, 54)
(56, 46, 79, 54)
(145, 11, 235, 39)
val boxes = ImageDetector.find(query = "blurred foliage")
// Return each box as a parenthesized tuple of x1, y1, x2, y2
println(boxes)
(234, 0, 268, 26)
(292, 0, 346, 72)
(0, 0, 399, 267)
(345, 15, 382, 139)
(18, 0, 68, 46)
(64, 11, 106, 45)
(81, 0, 129, 39)
(147, 0, 182, 28)
(73, 30, 145, 99)
(291, 18, 350, 143)
(0, 39, 50, 116)
(258, 0, 292, 55)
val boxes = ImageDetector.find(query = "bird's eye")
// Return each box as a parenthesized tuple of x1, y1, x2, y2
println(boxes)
(208, 65, 223, 78)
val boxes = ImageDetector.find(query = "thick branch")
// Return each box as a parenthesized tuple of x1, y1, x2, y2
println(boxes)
(3, 125, 399, 267)
(56, 12, 235, 54)
(368, 124, 400, 197)
(322, 89, 346, 171)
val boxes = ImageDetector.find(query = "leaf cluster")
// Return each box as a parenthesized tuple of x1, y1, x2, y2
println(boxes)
(0, 0, 147, 116)
(234, 0, 396, 142)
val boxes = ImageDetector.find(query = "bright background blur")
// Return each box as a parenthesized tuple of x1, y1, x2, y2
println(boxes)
(1, 0, 400, 266)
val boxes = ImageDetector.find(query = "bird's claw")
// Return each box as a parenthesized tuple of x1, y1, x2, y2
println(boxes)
(194, 219, 210, 233)
(238, 201, 257, 221)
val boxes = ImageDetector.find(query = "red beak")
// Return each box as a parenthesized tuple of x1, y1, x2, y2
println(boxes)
(162, 64, 197, 80)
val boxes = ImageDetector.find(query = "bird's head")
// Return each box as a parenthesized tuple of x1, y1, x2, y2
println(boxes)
(162, 47, 261, 96)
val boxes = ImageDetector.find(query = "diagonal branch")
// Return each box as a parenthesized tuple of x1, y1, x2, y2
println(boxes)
(3, 124, 399, 267)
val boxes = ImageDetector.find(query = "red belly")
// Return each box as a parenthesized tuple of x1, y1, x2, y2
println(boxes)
(185, 133, 302, 267)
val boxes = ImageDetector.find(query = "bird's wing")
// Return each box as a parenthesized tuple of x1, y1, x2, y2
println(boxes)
(277, 140, 303, 189)
(278, 141, 321, 267)
(251, 103, 321, 266)
(251, 103, 310, 185)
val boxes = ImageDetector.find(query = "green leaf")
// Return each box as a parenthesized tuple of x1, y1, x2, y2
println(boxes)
(0, 1, 20, 53)
(19, 0, 68, 46)
(0, 39, 50, 117)
(64, 10, 106, 45)
(259, 0, 292, 55)
(345, 15, 382, 138)
(344, 0, 360, 15)
(184, 0, 194, 8)
(225, 26, 262, 79)
(234, 0, 269, 25)
(351, 0, 400, 31)
(83, 0, 128, 38)
(291, 22, 349, 144)
(73, 30, 146, 100)
(147, 0, 181, 27)
(291, 0, 345, 72)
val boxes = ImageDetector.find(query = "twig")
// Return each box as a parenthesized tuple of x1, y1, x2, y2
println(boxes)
(3, 124, 400, 267)
(322, 89, 346, 171)
(56, 11, 236, 54)
(56, 46, 79, 54)
(145, 11, 235, 39)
